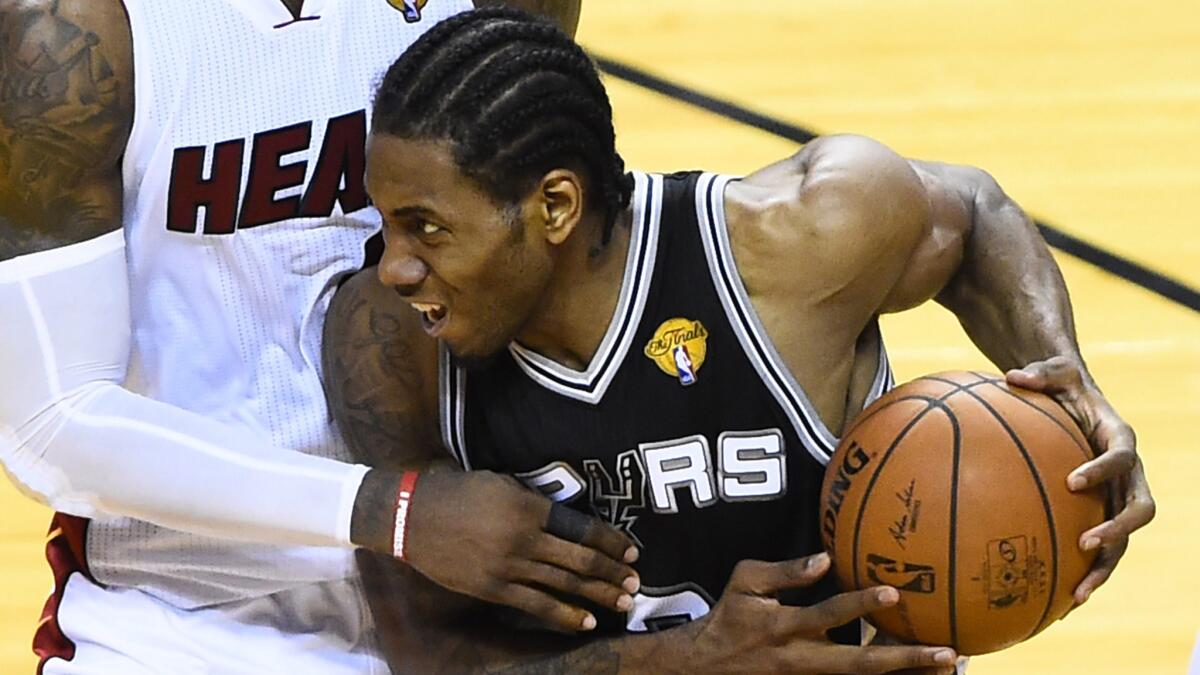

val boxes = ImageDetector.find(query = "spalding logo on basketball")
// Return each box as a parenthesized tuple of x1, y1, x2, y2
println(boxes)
(818, 371, 1107, 656)
(387, 0, 429, 23)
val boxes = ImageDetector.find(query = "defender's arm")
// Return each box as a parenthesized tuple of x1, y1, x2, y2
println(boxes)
(324, 268, 643, 634)
(0, 1, 374, 552)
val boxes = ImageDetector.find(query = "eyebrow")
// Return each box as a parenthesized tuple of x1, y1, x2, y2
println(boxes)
(388, 205, 439, 219)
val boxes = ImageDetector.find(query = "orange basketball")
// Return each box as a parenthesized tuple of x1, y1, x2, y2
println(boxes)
(818, 371, 1107, 656)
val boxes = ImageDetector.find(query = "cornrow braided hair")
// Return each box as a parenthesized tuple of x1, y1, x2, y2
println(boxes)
(373, 7, 635, 247)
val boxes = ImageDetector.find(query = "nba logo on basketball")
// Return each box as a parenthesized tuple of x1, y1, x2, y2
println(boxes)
(386, 0, 428, 22)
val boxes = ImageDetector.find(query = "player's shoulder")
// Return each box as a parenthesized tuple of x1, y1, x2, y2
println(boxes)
(330, 268, 433, 339)
(0, 0, 134, 149)
(323, 268, 442, 464)
(325, 268, 440, 375)
(0, 0, 134, 260)
(730, 135, 926, 245)
(741, 134, 924, 214)
(1, 0, 133, 55)
(722, 134, 932, 301)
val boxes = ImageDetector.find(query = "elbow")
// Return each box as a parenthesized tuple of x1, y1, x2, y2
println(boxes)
(963, 166, 1022, 225)
(0, 384, 112, 518)
(0, 434, 98, 519)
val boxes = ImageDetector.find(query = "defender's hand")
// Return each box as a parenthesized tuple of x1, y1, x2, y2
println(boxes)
(403, 470, 640, 632)
(667, 553, 957, 674)
(1006, 356, 1155, 605)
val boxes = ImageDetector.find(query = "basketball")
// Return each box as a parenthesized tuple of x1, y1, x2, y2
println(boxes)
(819, 371, 1107, 656)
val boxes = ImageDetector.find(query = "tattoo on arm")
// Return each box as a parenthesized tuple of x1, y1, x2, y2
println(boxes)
(328, 275, 635, 671)
(323, 275, 441, 469)
(324, 272, 446, 549)
(0, 0, 132, 259)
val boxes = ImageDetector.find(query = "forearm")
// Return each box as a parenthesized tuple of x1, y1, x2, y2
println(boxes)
(936, 172, 1089, 378)
(326, 268, 454, 550)
(11, 380, 370, 546)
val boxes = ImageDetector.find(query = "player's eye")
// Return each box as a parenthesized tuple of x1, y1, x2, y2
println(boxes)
(420, 221, 443, 236)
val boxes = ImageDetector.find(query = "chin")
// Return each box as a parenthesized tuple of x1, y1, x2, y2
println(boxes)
(444, 339, 507, 372)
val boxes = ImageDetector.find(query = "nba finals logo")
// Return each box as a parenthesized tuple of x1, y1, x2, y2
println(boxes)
(387, 0, 428, 22)
(644, 318, 708, 386)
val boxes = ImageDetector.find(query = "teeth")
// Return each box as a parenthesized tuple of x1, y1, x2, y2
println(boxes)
(410, 302, 447, 324)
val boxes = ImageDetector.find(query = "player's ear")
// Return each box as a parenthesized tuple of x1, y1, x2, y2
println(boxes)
(533, 168, 584, 246)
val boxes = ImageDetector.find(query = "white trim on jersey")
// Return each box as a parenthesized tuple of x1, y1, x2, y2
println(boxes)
(438, 172, 664, 467)
(695, 173, 895, 462)
(506, 171, 663, 405)
(438, 342, 470, 470)
(869, 336, 896, 400)
(694, 173, 841, 465)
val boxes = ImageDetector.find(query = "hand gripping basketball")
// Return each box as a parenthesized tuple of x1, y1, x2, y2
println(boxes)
(1006, 356, 1156, 606)
(664, 553, 958, 674)
(819, 369, 1117, 654)
(399, 470, 641, 632)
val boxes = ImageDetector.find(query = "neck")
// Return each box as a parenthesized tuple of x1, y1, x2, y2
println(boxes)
(514, 208, 635, 370)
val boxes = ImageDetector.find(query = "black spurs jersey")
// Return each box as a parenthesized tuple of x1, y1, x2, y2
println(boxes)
(440, 171, 894, 634)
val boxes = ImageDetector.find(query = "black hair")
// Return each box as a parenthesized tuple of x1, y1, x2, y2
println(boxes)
(372, 7, 634, 247)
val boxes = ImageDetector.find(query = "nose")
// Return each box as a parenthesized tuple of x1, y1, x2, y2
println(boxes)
(378, 237, 430, 293)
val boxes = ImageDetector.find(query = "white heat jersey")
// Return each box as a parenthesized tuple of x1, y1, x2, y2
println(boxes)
(88, 0, 471, 609)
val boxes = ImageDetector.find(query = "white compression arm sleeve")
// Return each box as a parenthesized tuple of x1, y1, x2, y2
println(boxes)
(0, 231, 369, 547)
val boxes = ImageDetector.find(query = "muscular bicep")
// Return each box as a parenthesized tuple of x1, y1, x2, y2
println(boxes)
(736, 136, 983, 330)
(734, 136, 933, 331)
(877, 160, 976, 313)
(0, 0, 133, 260)
(322, 268, 446, 470)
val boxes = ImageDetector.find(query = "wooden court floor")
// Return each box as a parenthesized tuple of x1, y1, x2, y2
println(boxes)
(2, 1, 1197, 672)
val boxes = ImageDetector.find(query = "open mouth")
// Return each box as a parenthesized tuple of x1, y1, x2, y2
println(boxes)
(410, 302, 449, 336)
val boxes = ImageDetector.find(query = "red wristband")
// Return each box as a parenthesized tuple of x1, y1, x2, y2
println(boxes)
(392, 471, 420, 562)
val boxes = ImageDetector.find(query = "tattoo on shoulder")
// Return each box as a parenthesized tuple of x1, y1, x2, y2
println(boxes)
(0, 0, 131, 258)
(324, 278, 436, 469)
